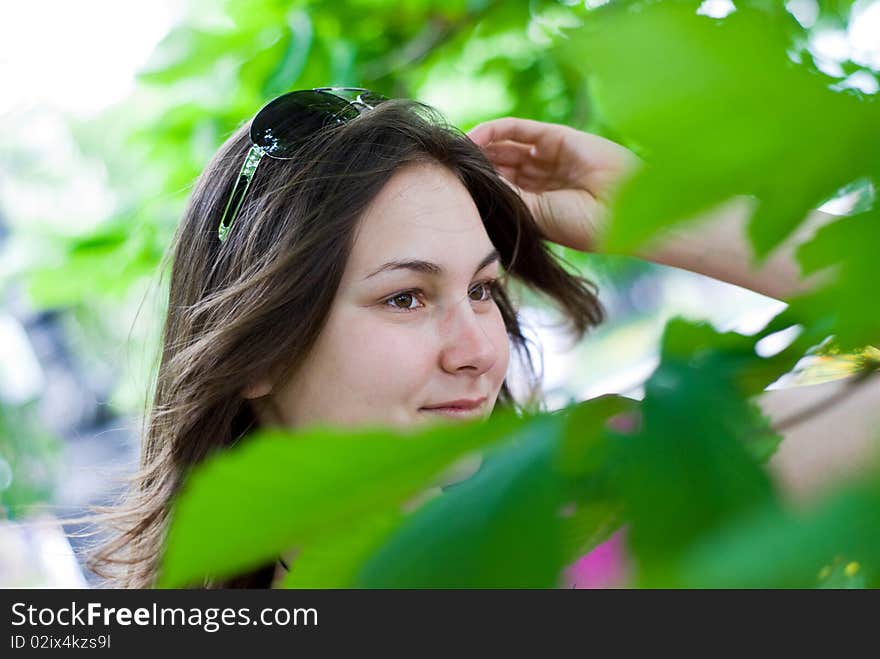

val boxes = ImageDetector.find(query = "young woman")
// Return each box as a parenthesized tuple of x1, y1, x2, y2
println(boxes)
(88, 87, 839, 588)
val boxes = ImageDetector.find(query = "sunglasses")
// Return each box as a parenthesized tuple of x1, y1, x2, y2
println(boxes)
(217, 86, 388, 241)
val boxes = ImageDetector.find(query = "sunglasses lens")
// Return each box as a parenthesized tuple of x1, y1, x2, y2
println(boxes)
(250, 90, 363, 158)
(356, 91, 389, 108)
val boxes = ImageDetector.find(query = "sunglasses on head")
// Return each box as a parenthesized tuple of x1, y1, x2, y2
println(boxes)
(217, 86, 388, 242)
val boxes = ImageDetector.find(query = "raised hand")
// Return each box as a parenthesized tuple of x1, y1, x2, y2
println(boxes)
(467, 117, 639, 252)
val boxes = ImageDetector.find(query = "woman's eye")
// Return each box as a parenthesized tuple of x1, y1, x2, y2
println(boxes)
(385, 292, 422, 311)
(469, 282, 493, 302)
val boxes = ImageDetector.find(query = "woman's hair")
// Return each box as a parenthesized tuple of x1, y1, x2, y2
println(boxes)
(85, 97, 603, 588)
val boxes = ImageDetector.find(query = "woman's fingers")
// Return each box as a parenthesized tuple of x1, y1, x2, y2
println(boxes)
(467, 117, 565, 152)
(484, 141, 555, 182)
(467, 117, 640, 250)
(482, 140, 532, 167)
(470, 117, 592, 191)
(494, 164, 545, 192)
(470, 116, 641, 197)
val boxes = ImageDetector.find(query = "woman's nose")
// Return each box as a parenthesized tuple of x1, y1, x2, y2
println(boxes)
(437, 296, 499, 376)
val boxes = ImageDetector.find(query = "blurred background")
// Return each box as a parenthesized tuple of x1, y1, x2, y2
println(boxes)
(1, 0, 878, 586)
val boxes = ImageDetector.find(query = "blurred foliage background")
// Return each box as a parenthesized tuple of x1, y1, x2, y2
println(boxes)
(1, 0, 879, 586)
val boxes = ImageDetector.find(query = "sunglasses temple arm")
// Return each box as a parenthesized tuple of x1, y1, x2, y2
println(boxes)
(218, 144, 265, 241)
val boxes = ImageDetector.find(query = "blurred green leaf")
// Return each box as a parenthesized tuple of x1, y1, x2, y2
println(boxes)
(561, 1, 880, 259)
(559, 500, 624, 567)
(355, 415, 565, 587)
(675, 472, 880, 588)
(281, 508, 403, 588)
(26, 223, 159, 308)
(558, 393, 636, 478)
(787, 207, 880, 349)
(158, 409, 524, 587)
(613, 318, 782, 584)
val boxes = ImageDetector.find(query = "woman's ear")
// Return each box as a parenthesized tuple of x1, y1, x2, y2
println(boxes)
(242, 379, 273, 399)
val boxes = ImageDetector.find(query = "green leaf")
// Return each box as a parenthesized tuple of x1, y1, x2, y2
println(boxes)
(559, 500, 624, 566)
(157, 409, 524, 588)
(281, 508, 403, 588)
(612, 318, 782, 583)
(26, 224, 158, 308)
(559, 1, 880, 258)
(675, 474, 880, 588)
(787, 207, 880, 349)
(355, 415, 565, 588)
(557, 394, 636, 478)
(555, 396, 636, 561)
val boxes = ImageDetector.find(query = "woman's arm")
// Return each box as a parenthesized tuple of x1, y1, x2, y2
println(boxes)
(631, 196, 838, 300)
(467, 117, 837, 300)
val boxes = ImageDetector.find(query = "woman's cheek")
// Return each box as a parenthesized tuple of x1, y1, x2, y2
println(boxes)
(348, 317, 431, 379)
(489, 314, 511, 389)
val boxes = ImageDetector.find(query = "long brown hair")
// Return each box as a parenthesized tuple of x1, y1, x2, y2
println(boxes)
(85, 97, 603, 588)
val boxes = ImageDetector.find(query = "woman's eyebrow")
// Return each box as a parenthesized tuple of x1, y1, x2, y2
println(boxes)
(362, 248, 500, 280)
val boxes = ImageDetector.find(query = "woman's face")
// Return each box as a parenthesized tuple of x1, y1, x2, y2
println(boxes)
(249, 161, 511, 430)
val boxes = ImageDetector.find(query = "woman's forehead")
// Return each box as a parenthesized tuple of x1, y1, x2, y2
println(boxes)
(346, 162, 495, 278)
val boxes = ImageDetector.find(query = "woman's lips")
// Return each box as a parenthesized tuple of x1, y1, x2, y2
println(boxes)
(419, 406, 484, 418)
(419, 397, 487, 418)
(422, 397, 487, 410)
